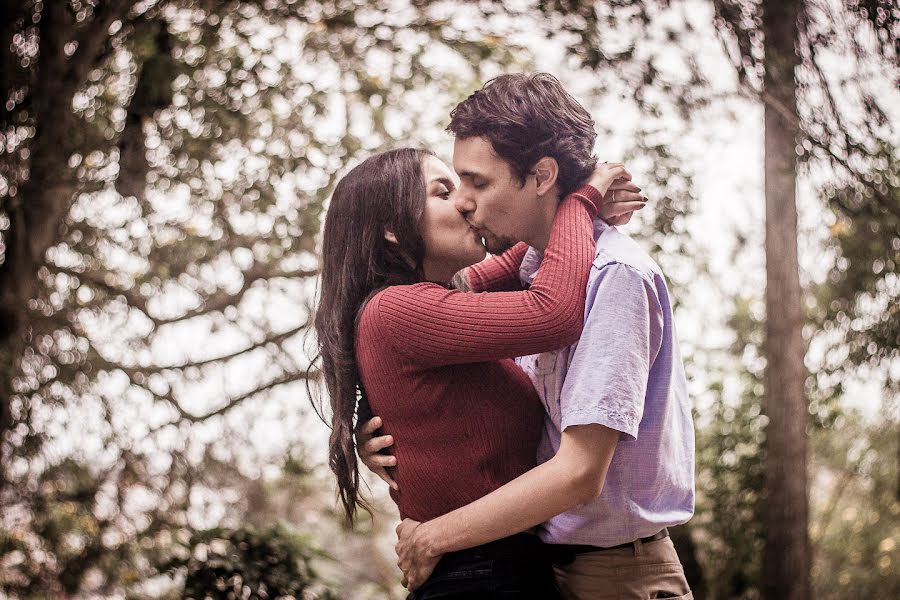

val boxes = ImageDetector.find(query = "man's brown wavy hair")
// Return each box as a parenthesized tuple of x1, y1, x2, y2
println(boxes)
(447, 73, 598, 196)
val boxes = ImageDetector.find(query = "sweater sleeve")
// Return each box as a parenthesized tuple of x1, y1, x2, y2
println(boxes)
(370, 185, 601, 367)
(464, 243, 530, 292)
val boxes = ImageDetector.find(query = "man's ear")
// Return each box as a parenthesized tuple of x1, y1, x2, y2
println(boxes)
(532, 157, 559, 196)
(384, 230, 399, 244)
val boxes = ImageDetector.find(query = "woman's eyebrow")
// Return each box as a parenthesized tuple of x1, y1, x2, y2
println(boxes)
(429, 176, 456, 189)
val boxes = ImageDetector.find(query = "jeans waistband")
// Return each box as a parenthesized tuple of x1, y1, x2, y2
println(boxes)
(444, 532, 546, 562)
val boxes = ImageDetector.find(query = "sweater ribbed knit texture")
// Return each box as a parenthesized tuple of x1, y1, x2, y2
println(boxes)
(356, 185, 602, 521)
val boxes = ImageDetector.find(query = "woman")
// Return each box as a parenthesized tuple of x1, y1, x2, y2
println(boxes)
(315, 147, 632, 598)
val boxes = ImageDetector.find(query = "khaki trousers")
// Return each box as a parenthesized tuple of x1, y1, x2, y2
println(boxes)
(553, 537, 693, 600)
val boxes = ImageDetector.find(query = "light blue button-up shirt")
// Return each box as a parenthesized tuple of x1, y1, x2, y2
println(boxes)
(517, 220, 695, 547)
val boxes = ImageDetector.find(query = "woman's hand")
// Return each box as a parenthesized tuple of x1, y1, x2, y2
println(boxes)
(355, 416, 398, 490)
(585, 162, 647, 225)
(600, 179, 647, 225)
(586, 162, 631, 196)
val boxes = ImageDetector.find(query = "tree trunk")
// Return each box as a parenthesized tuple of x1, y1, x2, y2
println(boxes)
(762, 2, 810, 600)
(670, 524, 707, 600)
(0, 1, 80, 483)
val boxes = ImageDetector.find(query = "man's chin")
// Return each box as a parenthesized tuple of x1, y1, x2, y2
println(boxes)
(485, 236, 516, 255)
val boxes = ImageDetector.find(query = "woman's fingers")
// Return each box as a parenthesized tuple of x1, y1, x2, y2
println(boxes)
(609, 191, 646, 206)
(607, 212, 634, 226)
(597, 184, 647, 222)
(588, 163, 630, 190)
(587, 162, 648, 222)
(605, 199, 647, 217)
(591, 166, 632, 196)
(606, 180, 641, 193)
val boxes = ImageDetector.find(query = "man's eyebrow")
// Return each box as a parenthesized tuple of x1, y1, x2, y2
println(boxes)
(456, 170, 482, 179)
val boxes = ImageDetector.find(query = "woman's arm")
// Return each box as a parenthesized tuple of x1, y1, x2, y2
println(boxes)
(463, 242, 530, 292)
(460, 178, 646, 294)
(396, 424, 621, 590)
(370, 182, 609, 367)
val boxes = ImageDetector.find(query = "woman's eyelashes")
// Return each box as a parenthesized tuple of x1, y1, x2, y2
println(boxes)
(434, 184, 454, 200)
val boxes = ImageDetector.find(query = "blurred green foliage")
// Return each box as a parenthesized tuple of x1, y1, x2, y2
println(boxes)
(814, 149, 899, 393)
(810, 410, 900, 598)
(1, 0, 519, 596)
(160, 525, 336, 600)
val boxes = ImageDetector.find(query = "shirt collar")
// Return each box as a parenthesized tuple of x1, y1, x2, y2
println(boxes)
(520, 219, 609, 285)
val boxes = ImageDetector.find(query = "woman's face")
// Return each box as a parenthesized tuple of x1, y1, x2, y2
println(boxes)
(419, 155, 487, 283)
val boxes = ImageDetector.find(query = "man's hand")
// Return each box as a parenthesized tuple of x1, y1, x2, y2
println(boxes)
(396, 518, 442, 592)
(355, 416, 398, 491)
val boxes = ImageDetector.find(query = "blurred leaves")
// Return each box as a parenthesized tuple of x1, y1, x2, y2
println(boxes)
(809, 409, 900, 598)
(1, 0, 523, 596)
(813, 146, 899, 391)
(0, 1, 897, 599)
(161, 525, 337, 600)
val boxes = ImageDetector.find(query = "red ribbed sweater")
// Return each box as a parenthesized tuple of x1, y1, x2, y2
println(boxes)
(355, 185, 602, 522)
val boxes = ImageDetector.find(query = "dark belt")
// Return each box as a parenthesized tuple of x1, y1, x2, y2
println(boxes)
(549, 528, 669, 564)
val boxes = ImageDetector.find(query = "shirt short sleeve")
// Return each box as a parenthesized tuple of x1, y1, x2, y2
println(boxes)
(559, 262, 664, 440)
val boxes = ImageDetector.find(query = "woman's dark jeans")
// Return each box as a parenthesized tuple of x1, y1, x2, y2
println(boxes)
(407, 532, 563, 600)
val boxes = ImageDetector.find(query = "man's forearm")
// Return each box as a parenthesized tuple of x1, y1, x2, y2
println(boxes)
(416, 425, 619, 557)
(418, 456, 587, 556)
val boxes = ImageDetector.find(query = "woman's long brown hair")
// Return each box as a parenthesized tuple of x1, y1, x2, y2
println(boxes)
(314, 148, 432, 522)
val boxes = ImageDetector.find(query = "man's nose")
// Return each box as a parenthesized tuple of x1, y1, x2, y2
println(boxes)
(454, 192, 475, 217)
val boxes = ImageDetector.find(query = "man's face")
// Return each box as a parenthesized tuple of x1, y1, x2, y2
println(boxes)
(452, 136, 538, 254)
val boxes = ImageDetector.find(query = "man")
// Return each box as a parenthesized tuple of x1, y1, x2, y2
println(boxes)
(359, 73, 695, 599)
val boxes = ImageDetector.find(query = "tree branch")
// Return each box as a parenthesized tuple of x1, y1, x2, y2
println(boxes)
(115, 321, 308, 375)
(33, 1, 73, 114)
(802, 29, 850, 151)
(67, 0, 135, 89)
(54, 265, 156, 320)
(0, 1, 29, 118)
(151, 265, 320, 327)
(57, 264, 319, 328)
(734, 82, 900, 222)
(145, 369, 320, 433)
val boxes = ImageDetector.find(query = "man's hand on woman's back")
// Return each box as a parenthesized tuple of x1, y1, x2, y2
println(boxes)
(355, 416, 398, 490)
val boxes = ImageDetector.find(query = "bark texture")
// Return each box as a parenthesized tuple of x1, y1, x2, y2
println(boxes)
(0, 0, 133, 474)
(762, 1, 810, 599)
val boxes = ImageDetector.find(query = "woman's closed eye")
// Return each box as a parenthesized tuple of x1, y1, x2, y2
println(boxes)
(434, 183, 454, 200)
